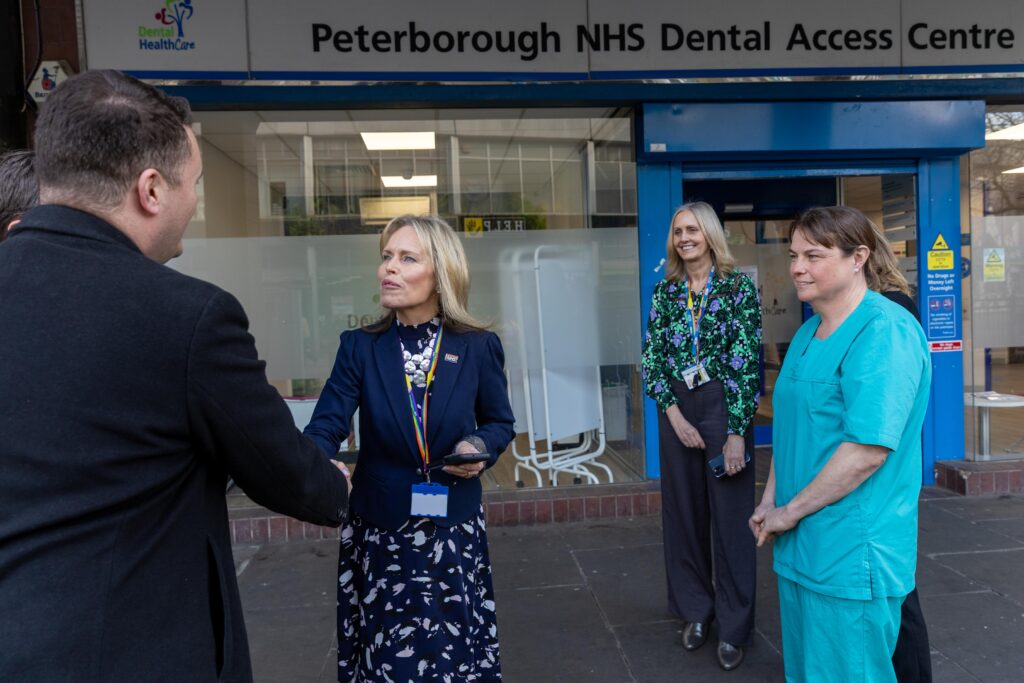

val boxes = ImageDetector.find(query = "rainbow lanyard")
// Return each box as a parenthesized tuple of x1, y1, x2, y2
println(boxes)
(684, 266, 715, 361)
(403, 325, 444, 479)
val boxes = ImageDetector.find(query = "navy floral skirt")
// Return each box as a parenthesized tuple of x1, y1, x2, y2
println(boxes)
(337, 508, 502, 682)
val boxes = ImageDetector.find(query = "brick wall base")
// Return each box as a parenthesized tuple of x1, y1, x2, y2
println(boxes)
(228, 481, 663, 545)
(934, 459, 1024, 496)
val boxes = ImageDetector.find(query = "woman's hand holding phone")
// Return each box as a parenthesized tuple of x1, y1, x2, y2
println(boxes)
(442, 440, 487, 479)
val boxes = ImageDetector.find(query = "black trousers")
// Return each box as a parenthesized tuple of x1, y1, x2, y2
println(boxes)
(893, 588, 932, 682)
(658, 379, 756, 646)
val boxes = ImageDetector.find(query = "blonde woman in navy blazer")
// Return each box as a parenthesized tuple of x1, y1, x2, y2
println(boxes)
(305, 214, 515, 683)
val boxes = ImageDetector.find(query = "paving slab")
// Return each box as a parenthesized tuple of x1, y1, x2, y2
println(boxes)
(931, 650, 983, 683)
(238, 541, 337, 611)
(915, 553, 984, 597)
(573, 542, 670, 627)
(488, 525, 584, 591)
(234, 493, 1024, 683)
(934, 547, 1024, 607)
(921, 591, 1024, 682)
(496, 584, 633, 683)
(927, 495, 1024, 522)
(918, 503, 1021, 556)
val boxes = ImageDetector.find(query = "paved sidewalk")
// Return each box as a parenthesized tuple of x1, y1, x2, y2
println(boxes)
(235, 492, 1024, 682)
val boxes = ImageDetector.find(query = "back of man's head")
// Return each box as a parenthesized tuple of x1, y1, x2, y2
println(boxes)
(34, 70, 193, 213)
(0, 150, 38, 238)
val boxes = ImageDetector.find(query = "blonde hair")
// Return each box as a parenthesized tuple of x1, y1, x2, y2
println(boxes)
(368, 215, 488, 333)
(867, 220, 912, 296)
(664, 201, 736, 283)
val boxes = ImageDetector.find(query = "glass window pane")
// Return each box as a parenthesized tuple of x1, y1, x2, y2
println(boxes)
(966, 106, 1024, 460)
(178, 108, 641, 489)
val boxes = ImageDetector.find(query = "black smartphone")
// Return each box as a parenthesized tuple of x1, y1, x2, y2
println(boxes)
(440, 452, 491, 467)
(708, 451, 752, 478)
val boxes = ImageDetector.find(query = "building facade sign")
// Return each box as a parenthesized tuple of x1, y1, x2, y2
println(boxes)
(82, 0, 249, 78)
(83, 0, 1024, 80)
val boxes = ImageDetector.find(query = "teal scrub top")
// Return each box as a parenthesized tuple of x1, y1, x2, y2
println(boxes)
(772, 290, 931, 601)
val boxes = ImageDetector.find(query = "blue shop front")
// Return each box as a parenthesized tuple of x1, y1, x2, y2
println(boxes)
(79, 0, 1024, 492)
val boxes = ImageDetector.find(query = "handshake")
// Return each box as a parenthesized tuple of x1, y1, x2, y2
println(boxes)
(332, 461, 353, 494)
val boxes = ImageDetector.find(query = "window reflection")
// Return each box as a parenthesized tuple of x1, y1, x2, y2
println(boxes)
(964, 107, 1024, 460)
(177, 108, 643, 489)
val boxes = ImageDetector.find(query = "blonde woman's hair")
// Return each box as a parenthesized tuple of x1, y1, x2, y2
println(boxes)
(368, 215, 488, 333)
(867, 220, 912, 296)
(664, 201, 736, 282)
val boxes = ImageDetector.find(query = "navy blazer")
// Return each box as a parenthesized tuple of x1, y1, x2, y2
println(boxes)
(305, 323, 515, 530)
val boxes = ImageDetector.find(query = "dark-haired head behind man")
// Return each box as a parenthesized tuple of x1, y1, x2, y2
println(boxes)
(0, 150, 38, 238)
(0, 70, 350, 682)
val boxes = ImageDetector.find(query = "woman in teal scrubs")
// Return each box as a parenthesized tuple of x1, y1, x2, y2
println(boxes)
(748, 206, 931, 683)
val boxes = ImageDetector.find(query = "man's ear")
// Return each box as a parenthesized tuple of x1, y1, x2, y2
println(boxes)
(135, 169, 163, 217)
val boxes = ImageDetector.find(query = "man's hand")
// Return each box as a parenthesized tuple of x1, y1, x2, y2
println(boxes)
(748, 498, 774, 539)
(332, 460, 353, 495)
(755, 505, 798, 547)
(442, 439, 486, 479)
(666, 405, 705, 450)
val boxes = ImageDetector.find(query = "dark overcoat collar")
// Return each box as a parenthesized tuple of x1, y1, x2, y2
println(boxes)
(14, 205, 143, 255)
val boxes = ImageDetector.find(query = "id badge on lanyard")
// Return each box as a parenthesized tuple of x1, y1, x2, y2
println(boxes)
(683, 268, 715, 390)
(404, 326, 449, 518)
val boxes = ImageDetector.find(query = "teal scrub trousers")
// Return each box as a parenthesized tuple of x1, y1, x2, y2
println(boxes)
(778, 577, 904, 683)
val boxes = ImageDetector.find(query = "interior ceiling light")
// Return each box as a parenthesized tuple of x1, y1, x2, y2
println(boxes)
(1001, 166, 1024, 174)
(380, 175, 438, 188)
(986, 123, 1024, 141)
(361, 132, 435, 150)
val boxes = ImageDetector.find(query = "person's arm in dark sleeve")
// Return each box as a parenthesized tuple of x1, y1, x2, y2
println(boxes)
(186, 291, 348, 526)
(303, 331, 361, 459)
(463, 333, 515, 468)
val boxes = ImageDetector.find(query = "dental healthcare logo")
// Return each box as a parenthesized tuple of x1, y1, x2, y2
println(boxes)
(138, 0, 197, 52)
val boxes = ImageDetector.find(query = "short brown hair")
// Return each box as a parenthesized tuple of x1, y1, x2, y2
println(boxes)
(34, 70, 193, 211)
(0, 150, 38, 237)
(789, 206, 910, 295)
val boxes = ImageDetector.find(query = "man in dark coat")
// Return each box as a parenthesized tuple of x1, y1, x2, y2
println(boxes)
(0, 70, 350, 682)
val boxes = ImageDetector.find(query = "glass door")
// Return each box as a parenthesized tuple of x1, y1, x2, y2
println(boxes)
(682, 172, 919, 444)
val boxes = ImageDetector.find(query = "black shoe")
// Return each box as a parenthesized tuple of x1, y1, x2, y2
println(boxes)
(681, 622, 709, 651)
(717, 641, 744, 671)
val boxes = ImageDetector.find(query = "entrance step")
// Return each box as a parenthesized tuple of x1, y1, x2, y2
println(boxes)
(227, 481, 663, 544)
(935, 459, 1024, 496)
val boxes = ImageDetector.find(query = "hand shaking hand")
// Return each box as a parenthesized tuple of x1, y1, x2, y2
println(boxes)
(332, 460, 353, 495)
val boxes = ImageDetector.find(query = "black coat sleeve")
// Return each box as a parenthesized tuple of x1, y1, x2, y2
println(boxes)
(186, 290, 348, 526)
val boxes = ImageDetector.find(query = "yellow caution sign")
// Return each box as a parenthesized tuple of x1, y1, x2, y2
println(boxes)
(464, 217, 483, 237)
(928, 252, 953, 270)
(927, 232, 954, 270)
(984, 248, 1006, 282)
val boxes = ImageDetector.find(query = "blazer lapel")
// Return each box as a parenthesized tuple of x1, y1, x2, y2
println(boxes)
(426, 330, 467, 447)
(373, 325, 421, 463)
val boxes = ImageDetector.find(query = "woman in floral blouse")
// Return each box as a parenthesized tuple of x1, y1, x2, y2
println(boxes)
(641, 201, 761, 672)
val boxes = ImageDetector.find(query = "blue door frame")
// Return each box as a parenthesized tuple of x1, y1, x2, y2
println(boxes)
(638, 101, 985, 485)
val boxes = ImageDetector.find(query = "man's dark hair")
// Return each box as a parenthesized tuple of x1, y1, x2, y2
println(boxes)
(0, 150, 38, 239)
(34, 70, 193, 211)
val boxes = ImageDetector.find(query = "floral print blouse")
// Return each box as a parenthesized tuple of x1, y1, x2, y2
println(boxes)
(641, 270, 762, 435)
